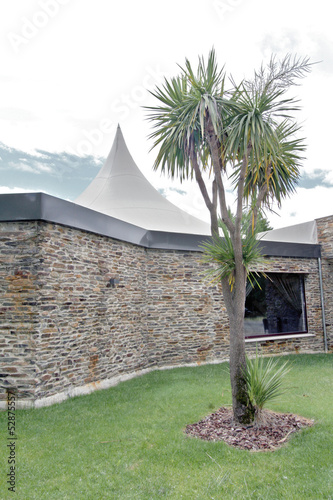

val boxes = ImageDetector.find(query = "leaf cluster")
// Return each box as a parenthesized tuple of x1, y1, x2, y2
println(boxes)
(242, 350, 291, 422)
(147, 49, 227, 181)
(200, 215, 266, 290)
(146, 49, 311, 211)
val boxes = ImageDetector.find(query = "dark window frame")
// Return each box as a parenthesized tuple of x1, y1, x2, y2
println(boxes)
(244, 272, 308, 340)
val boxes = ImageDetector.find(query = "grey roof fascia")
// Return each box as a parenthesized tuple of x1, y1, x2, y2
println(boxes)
(39, 192, 148, 246)
(140, 230, 210, 251)
(0, 192, 148, 247)
(0, 192, 43, 220)
(258, 239, 321, 259)
(0, 193, 321, 257)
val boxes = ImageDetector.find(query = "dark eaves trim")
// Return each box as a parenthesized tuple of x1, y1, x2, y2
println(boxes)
(0, 192, 321, 258)
(258, 239, 321, 259)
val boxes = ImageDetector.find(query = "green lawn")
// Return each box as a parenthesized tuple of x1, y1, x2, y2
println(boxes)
(0, 353, 332, 499)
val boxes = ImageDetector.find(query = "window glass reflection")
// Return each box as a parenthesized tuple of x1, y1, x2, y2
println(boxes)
(245, 273, 307, 338)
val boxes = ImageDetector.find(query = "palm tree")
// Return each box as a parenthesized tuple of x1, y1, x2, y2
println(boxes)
(146, 50, 311, 424)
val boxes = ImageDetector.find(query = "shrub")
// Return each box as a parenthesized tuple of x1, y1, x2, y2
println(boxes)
(243, 350, 291, 423)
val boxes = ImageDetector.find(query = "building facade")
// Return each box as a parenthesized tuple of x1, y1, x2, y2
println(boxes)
(0, 193, 331, 409)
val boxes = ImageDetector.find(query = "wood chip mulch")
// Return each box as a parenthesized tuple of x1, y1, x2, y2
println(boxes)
(184, 407, 314, 451)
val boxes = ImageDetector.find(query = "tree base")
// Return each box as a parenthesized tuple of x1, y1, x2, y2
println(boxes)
(185, 407, 313, 451)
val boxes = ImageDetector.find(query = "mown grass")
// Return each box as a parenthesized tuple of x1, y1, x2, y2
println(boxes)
(0, 353, 332, 499)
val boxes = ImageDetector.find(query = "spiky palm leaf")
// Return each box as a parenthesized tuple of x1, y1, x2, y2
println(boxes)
(242, 350, 291, 421)
(228, 119, 305, 217)
(147, 49, 309, 217)
(146, 49, 228, 181)
(230, 119, 305, 208)
(224, 57, 308, 213)
(200, 218, 265, 290)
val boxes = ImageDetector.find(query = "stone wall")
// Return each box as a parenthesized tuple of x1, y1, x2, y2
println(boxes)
(316, 215, 333, 352)
(0, 222, 39, 404)
(0, 220, 327, 408)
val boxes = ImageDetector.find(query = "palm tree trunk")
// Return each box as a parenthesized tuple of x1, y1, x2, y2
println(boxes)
(221, 275, 255, 425)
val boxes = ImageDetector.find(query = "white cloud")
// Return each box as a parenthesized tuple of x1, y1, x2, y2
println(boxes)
(7, 160, 53, 174)
(324, 170, 333, 185)
(0, 185, 34, 194)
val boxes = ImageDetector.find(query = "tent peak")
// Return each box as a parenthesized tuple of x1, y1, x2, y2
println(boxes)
(74, 128, 211, 235)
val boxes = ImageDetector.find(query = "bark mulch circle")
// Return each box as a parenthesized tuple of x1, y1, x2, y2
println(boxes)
(184, 406, 314, 451)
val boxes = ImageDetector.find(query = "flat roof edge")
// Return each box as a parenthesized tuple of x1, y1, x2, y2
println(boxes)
(0, 192, 207, 251)
(258, 239, 321, 259)
(0, 193, 321, 257)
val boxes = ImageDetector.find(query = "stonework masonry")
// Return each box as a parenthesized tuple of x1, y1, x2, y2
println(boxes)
(316, 216, 333, 352)
(0, 218, 331, 408)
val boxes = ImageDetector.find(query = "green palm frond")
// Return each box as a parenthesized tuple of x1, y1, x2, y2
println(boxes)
(200, 217, 266, 290)
(146, 49, 228, 181)
(231, 119, 305, 207)
(225, 80, 300, 164)
(242, 349, 291, 421)
(146, 48, 310, 228)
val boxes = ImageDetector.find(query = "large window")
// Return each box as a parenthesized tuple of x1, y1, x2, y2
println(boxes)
(244, 273, 307, 338)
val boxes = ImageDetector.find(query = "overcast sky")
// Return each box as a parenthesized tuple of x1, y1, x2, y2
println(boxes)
(1, 0, 332, 229)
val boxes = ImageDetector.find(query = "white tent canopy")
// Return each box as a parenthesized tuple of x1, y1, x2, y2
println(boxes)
(75, 126, 211, 235)
(258, 220, 318, 245)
